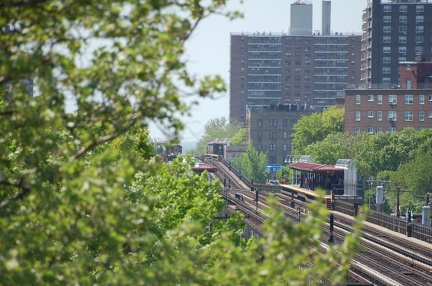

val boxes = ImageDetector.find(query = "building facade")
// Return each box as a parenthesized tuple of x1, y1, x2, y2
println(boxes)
(341, 60, 432, 134)
(361, 0, 432, 86)
(246, 104, 316, 165)
(230, 33, 362, 124)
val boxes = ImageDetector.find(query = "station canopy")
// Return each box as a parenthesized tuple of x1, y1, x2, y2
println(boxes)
(289, 162, 344, 173)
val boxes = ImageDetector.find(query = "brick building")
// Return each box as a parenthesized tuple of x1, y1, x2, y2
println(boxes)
(246, 104, 316, 165)
(341, 59, 432, 134)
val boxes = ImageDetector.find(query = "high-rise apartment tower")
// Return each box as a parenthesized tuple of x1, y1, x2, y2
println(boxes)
(361, 0, 432, 86)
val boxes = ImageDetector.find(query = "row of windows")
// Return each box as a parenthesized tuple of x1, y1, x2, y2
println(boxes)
(383, 46, 425, 54)
(256, 144, 289, 152)
(355, 127, 396, 135)
(383, 35, 425, 44)
(355, 110, 431, 122)
(257, 131, 291, 140)
(355, 94, 432, 105)
(257, 118, 297, 127)
(382, 4, 424, 13)
(383, 15, 424, 23)
(383, 25, 424, 33)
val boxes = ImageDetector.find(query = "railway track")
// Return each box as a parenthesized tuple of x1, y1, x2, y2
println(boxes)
(208, 159, 432, 285)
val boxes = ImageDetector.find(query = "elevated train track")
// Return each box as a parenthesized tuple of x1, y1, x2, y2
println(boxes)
(205, 157, 432, 285)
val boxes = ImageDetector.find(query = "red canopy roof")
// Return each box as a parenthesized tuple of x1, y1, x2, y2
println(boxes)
(289, 162, 343, 173)
(192, 163, 218, 173)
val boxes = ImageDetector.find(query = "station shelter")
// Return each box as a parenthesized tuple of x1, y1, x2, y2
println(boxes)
(288, 162, 344, 195)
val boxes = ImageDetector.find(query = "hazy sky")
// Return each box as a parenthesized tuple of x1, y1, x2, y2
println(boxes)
(149, 0, 368, 143)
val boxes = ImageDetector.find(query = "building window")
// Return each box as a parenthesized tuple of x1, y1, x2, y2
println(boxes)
(355, 111, 360, 121)
(377, 127, 383, 133)
(416, 5, 424, 13)
(404, 111, 413, 121)
(383, 46, 391, 53)
(399, 36, 407, 44)
(416, 26, 424, 34)
(283, 144, 287, 151)
(383, 36, 391, 43)
(383, 15, 391, 23)
(377, 111, 382, 121)
(428, 111, 432, 118)
(269, 144, 277, 151)
(419, 94, 425, 104)
(399, 15, 407, 23)
(368, 94, 374, 101)
(398, 46, 406, 54)
(419, 111, 424, 121)
(383, 67, 391, 74)
(399, 5, 407, 13)
(383, 26, 391, 33)
(383, 77, 391, 85)
(388, 127, 396, 133)
(257, 119, 262, 127)
(383, 5, 391, 12)
(269, 119, 277, 127)
(354, 127, 360, 135)
(415, 46, 423, 55)
(383, 57, 391, 64)
(398, 57, 406, 62)
(367, 111, 374, 118)
(367, 127, 374, 134)
(258, 131, 262, 139)
(388, 94, 397, 105)
(388, 111, 397, 121)
(269, 156, 276, 164)
(283, 119, 288, 127)
(257, 143, 262, 151)
(416, 36, 424, 44)
(428, 94, 432, 101)
(283, 131, 287, 139)
(399, 26, 407, 34)
(377, 95, 383, 105)
(404, 94, 413, 105)
(355, 94, 361, 104)
(416, 15, 424, 23)
(269, 131, 277, 139)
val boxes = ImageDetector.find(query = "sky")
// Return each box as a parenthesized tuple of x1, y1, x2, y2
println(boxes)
(149, 0, 368, 143)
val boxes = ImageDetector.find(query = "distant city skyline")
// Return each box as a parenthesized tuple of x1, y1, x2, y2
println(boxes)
(149, 0, 367, 143)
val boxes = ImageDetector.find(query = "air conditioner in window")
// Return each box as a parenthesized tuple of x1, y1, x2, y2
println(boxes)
(388, 117, 394, 121)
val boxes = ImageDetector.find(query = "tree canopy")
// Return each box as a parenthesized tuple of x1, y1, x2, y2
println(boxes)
(292, 106, 344, 155)
(0, 1, 365, 284)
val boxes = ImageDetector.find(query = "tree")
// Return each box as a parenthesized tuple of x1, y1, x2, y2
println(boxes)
(304, 132, 350, 165)
(0, 1, 364, 284)
(232, 143, 268, 184)
(230, 128, 247, 146)
(193, 117, 243, 155)
(292, 106, 344, 155)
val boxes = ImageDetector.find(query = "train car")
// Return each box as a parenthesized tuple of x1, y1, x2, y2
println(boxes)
(206, 140, 226, 159)
(165, 144, 182, 161)
(192, 162, 218, 174)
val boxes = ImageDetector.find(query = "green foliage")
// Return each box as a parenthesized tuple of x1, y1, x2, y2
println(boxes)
(304, 132, 350, 165)
(230, 128, 247, 146)
(390, 149, 432, 196)
(233, 143, 268, 183)
(0, 1, 365, 284)
(193, 117, 243, 155)
(292, 106, 344, 155)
